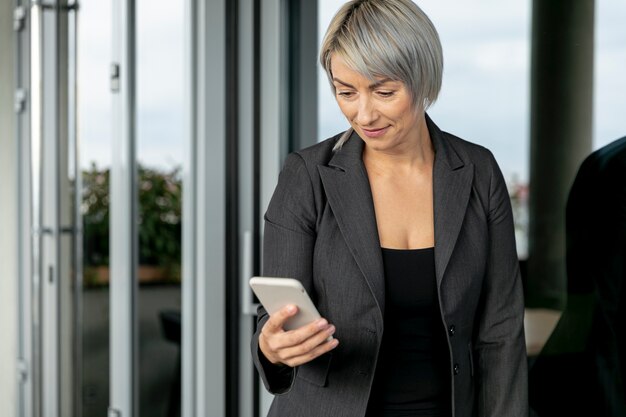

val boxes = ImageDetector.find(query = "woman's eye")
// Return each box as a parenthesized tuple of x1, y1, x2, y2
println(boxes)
(377, 91, 394, 98)
(337, 91, 355, 98)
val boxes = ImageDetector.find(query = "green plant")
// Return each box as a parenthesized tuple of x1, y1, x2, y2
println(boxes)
(137, 165, 182, 273)
(82, 163, 182, 282)
(82, 163, 110, 267)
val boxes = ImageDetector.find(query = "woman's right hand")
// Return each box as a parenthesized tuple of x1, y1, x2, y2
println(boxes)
(259, 304, 339, 368)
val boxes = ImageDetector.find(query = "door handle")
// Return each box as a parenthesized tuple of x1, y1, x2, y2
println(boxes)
(241, 230, 259, 316)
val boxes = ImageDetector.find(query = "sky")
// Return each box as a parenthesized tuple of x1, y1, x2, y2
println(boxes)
(78, 0, 626, 186)
(318, 0, 626, 184)
(78, 0, 184, 172)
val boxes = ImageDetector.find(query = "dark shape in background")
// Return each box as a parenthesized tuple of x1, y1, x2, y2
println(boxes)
(529, 136, 626, 416)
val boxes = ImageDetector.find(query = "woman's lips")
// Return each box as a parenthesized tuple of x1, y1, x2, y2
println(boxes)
(361, 126, 389, 138)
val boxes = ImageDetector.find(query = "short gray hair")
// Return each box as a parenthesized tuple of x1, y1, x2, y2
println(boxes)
(320, 0, 443, 149)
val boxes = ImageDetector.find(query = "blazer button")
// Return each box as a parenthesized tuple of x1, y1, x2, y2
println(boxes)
(448, 325, 456, 336)
(453, 363, 460, 375)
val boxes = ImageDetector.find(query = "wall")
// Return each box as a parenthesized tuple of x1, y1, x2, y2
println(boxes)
(0, 0, 18, 414)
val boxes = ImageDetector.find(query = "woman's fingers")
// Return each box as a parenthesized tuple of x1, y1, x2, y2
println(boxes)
(281, 337, 339, 368)
(275, 324, 337, 363)
(262, 306, 331, 350)
(259, 305, 339, 366)
(263, 304, 299, 334)
(272, 318, 331, 348)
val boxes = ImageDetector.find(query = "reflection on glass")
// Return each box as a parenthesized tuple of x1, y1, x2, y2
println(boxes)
(78, 0, 112, 415)
(137, 0, 184, 415)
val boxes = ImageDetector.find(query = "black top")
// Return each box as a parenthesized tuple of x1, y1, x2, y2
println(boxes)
(365, 247, 450, 417)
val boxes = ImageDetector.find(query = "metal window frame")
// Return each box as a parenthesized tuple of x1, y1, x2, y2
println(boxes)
(16, 2, 77, 416)
(286, 0, 318, 152)
(16, 2, 35, 417)
(184, 0, 323, 415)
(12, 0, 319, 416)
(182, 1, 227, 416)
(237, 0, 258, 416)
(225, 0, 242, 415)
(66, 4, 83, 416)
(237, 1, 319, 415)
(1, 1, 21, 416)
(258, 0, 290, 413)
(29, 3, 45, 416)
(181, 0, 197, 415)
(109, 0, 138, 416)
(40, 2, 63, 414)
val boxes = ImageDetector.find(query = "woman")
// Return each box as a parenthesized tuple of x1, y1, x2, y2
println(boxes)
(251, 1, 528, 416)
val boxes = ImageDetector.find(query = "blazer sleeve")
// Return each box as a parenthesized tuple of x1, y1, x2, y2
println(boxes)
(474, 151, 529, 416)
(250, 152, 318, 395)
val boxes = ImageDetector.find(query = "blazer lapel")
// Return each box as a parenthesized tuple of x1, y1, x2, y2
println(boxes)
(428, 115, 474, 287)
(318, 132, 386, 321)
(316, 116, 474, 317)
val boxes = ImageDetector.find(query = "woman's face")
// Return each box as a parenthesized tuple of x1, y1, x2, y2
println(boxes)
(330, 54, 423, 153)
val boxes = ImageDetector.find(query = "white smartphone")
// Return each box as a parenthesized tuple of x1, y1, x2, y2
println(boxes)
(249, 277, 329, 335)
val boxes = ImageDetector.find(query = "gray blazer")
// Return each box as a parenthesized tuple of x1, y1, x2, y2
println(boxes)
(251, 115, 528, 417)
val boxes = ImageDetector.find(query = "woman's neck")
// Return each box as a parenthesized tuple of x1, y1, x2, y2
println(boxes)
(362, 120, 434, 178)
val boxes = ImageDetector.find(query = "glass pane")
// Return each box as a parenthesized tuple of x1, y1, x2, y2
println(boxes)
(317, 0, 530, 258)
(77, 0, 112, 415)
(416, 1, 531, 259)
(594, 0, 626, 149)
(136, 1, 184, 416)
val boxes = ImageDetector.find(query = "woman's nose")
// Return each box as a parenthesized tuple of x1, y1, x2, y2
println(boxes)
(355, 97, 377, 126)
